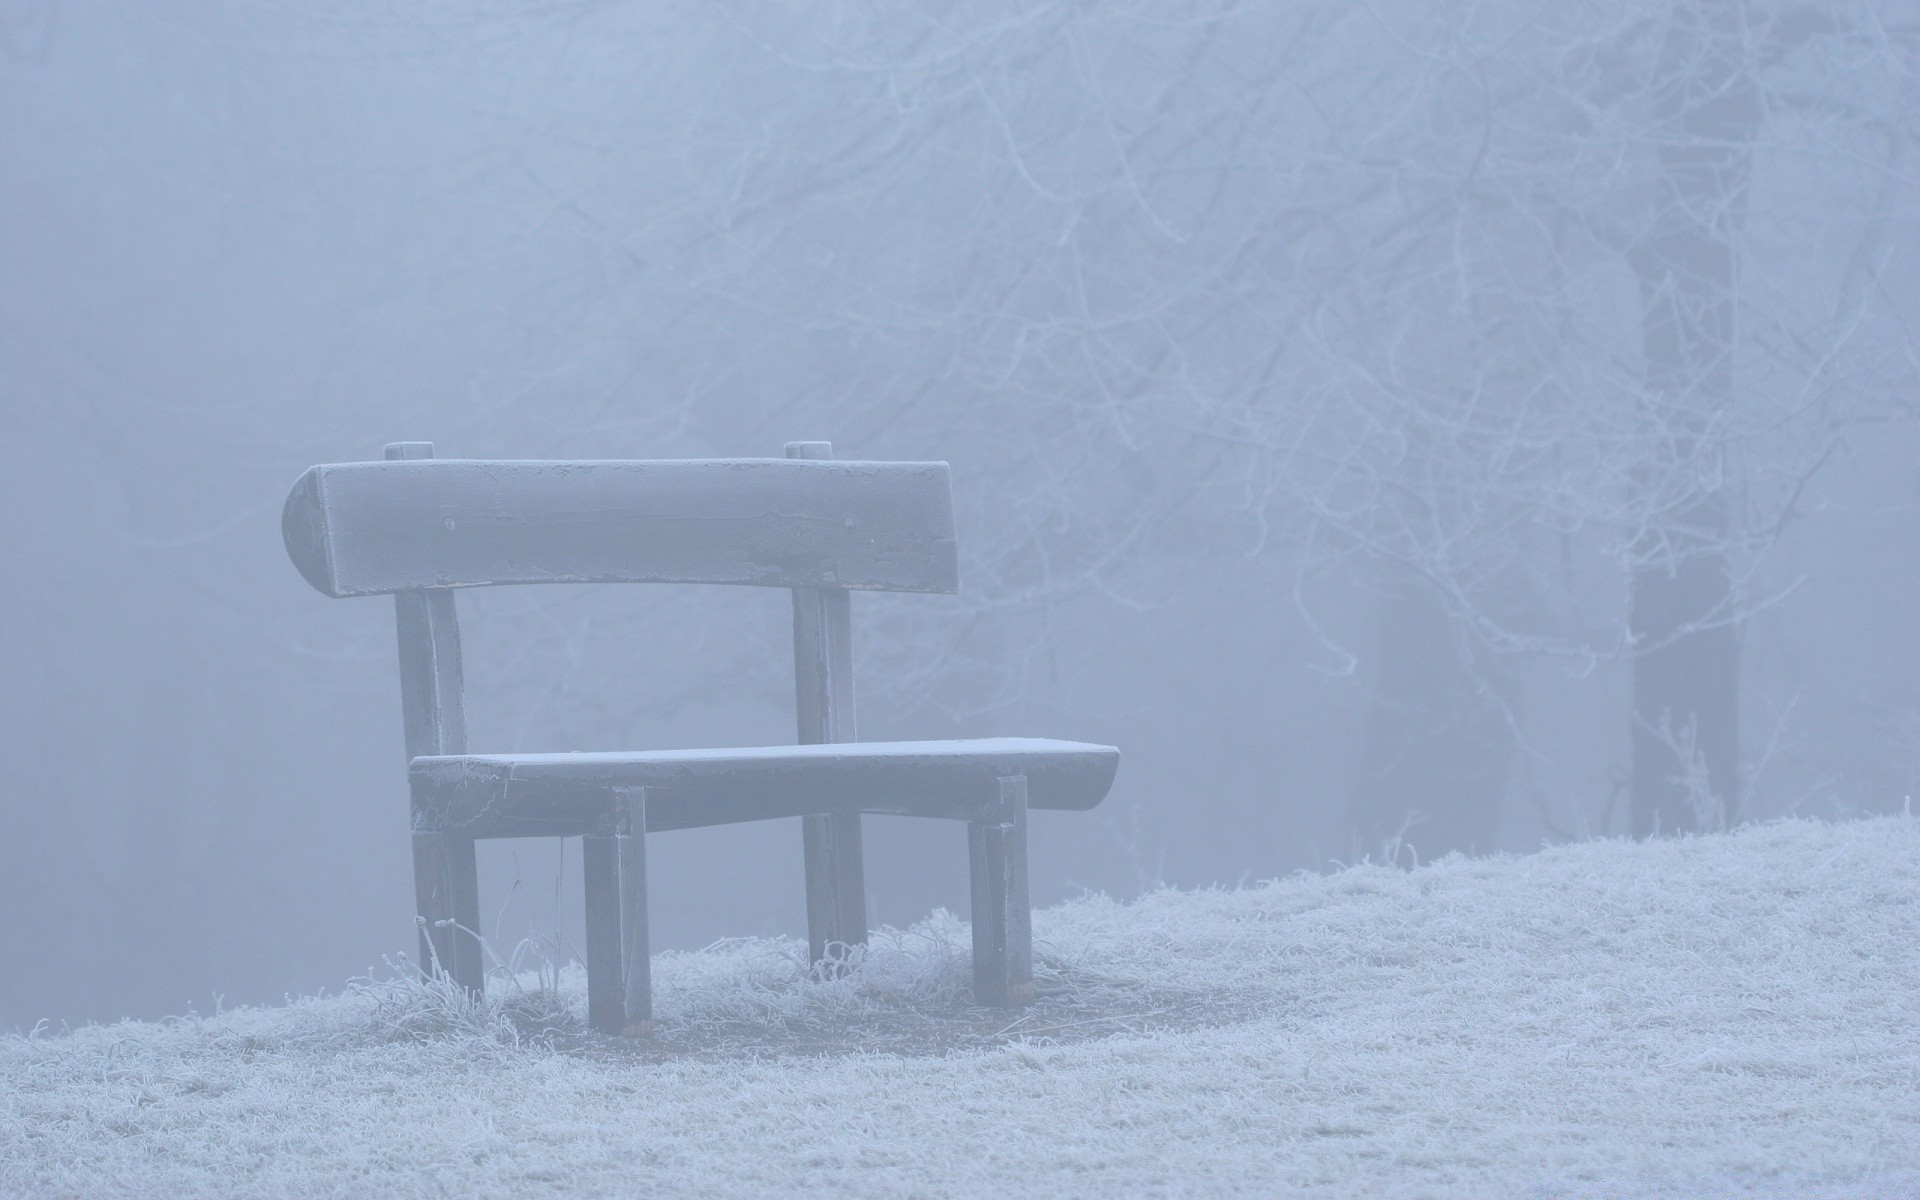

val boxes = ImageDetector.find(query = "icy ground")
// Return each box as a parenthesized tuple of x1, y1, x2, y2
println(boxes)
(4, 818, 1919, 1198)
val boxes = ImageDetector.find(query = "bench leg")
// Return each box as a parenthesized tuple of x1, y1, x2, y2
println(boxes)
(969, 775, 1034, 1007)
(582, 835, 621, 1033)
(584, 788, 652, 1036)
(803, 812, 867, 972)
(619, 821, 653, 1036)
(413, 832, 484, 995)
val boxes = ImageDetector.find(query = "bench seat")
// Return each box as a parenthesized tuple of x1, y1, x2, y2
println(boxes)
(411, 737, 1120, 839)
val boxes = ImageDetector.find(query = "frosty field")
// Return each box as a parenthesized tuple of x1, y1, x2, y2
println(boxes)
(4, 816, 1918, 1199)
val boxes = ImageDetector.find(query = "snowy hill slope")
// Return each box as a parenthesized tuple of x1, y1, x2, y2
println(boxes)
(4, 817, 1918, 1198)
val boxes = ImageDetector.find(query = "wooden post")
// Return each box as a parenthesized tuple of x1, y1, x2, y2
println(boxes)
(617, 788, 653, 1036)
(786, 440, 868, 969)
(387, 441, 484, 996)
(583, 786, 651, 1036)
(969, 775, 1034, 1007)
(581, 834, 620, 1034)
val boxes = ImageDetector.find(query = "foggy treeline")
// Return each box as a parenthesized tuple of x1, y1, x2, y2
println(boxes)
(2, 1, 1916, 1029)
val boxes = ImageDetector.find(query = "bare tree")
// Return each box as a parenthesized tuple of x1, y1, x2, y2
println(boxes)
(670, 0, 1920, 839)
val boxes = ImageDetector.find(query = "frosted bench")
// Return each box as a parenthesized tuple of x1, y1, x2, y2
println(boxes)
(282, 441, 1119, 1035)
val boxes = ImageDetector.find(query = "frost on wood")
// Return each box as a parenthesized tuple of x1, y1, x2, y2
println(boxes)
(4, 816, 1917, 1198)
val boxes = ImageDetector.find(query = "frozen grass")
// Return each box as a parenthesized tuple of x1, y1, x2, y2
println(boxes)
(5, 817, 1920, 1198)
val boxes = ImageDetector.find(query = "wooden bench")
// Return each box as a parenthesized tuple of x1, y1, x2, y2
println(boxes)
(282, 441, 1119, 1035)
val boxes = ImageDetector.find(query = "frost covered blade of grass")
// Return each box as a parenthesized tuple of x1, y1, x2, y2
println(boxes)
(4, 817, 1919, 1198)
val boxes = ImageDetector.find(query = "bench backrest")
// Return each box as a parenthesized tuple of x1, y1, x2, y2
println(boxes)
(283, 441, 952, 761)
(283, 448, 958, 598)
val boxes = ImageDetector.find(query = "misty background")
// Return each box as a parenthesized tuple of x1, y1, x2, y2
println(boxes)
(2, 1, 1916, 1030)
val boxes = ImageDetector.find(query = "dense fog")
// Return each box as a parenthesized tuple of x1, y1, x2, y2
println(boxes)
(3, 2, 1916, 1031)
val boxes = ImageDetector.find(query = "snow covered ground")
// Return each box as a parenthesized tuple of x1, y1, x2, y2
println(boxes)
(4, 817, 1918, 1198)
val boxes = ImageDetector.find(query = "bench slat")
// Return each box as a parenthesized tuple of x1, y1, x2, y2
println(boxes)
(409, 738, 1119, 839)
(284, 458, 959, 597)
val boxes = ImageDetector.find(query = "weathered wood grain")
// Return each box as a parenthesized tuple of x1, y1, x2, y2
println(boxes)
(387, 441, 483, 994)
(581, 833, 622, 1034)
(283, 457, 959, 597)
(408, 738, 1120, 839)
(616, 789, 652, 1037)
(583, 787, 651, 1036)
(969, 775, 1035, 1008)
(412, 830, 482, 992)
(788, 441, 869, 968)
